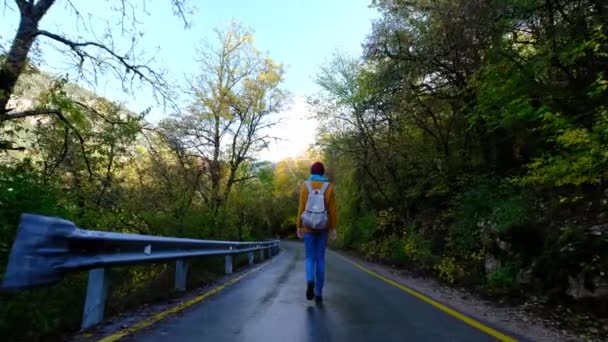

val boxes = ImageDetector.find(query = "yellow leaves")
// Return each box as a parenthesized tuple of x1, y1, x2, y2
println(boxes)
(587, 25, 608, 57)
(510, 32, 538, 58)
(522, 154, 598, 187)
(590, 73, 608, 97)
(257, 70, 279, 84)
(376, 208, 398, 233)
(468, 248, 485, 264)
(135, 145, 147, 155)
(241, 34, 254, 44)
(264, 57, 278, 68)
(399, 228, 432, 263)
(198, 24, 285, 117)
(361, 239, 391, 259)
(256, 58, 283, 85)
(403, 238, 417, 259)
(435, 257, 459, 284)
(556, 128, 591, 147)
(226, 34, 253, 50)
(273, 158, 310, 197)
(427, 181, 450, 197)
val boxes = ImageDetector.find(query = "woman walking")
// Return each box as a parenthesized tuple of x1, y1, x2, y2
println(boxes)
(297, 161, 337, 302)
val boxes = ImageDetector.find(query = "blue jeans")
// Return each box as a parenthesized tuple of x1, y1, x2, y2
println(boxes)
(304, 231, 328, 296)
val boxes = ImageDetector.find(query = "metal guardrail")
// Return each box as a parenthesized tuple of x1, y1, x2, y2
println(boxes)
(1, 214, 280, 329)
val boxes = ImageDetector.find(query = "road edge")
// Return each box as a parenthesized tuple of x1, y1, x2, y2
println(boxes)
(70, 256, 277, 342)
(331, 249, 522, 342)
(330, 248, 591, 342)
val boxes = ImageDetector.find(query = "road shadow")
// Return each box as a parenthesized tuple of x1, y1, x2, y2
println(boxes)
(305, 303, 331, 342)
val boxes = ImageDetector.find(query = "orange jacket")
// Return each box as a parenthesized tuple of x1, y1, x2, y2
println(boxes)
(297, 180, 337, 233)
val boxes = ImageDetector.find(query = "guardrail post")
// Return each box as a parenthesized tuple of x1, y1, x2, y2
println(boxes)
(259, 247, 265, 261)
(175, 260, 188, 291)
(248, 251, 254, 265)
(81, 268, 109, 330)
(225, 254, 233, 274)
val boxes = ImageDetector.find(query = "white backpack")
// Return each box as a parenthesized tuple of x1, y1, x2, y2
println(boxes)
(301, 181, 330, 230)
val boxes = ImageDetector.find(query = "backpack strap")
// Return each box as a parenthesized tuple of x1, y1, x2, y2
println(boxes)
(319, 182, 330, 195)
(305, 181, 330, 194)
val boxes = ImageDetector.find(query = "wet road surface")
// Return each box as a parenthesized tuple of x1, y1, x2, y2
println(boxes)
(129, 242, 514, 342)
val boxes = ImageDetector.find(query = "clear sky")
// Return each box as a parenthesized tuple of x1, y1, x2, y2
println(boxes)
(1, 0, 378, 161)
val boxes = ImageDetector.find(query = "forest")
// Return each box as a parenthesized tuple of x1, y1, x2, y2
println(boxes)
(1, 0, 607, 340)
(312, 0, 607, 337)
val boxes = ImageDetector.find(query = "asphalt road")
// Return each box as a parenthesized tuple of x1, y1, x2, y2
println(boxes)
(129, 242, 516, 342)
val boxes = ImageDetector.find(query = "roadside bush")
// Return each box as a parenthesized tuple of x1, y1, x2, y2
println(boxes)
(449, 178, 530, 254)
(448, 178, 497, 255)
(351, 211, 377, 251)
(107, 258, 224, 317)
(0, 162, 69, 272)
(387, 236, 407, 265)
(536, 223, 608, 297)
(402, 226, 433, 266)
(0, 162, 261, 341)
(435, 257, 459, 284)
(0, 273, 87, 341)
(361, 237, 390, 260)
(486, 263, 517, 295)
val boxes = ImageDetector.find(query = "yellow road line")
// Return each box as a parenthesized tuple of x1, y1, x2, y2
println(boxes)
(335, 253, 518, 342)
(97, 262, 270, 342)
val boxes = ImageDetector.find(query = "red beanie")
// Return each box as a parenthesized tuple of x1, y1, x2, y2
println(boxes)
(310, 162, 325, 176)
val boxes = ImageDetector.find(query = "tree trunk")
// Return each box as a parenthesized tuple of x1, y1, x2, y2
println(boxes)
(210, 114, 222, 213)
(0, 15, 40, 114)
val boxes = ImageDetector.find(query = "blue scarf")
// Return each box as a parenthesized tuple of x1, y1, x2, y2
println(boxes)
(309, 174, 329, 182)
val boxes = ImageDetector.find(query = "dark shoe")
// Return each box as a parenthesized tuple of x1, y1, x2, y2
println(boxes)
(314, 295, 323, 303)
(306, 282, 315, 300)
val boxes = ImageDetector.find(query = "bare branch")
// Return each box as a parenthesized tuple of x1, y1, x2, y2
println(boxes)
(49, 111, 93, 179)
(0, 140, 26, 151)
(43, 126, 70, 177)
(36, 29, 172, 105)
(171, 0, 190, 28)
(4, 105, 94, 178)
(72, 100, 130, 126)
(64, 0, 87, 32)
(232, 175, 256, 184)
(1, 108, 62, 120)
(2, 146, 26, 151)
